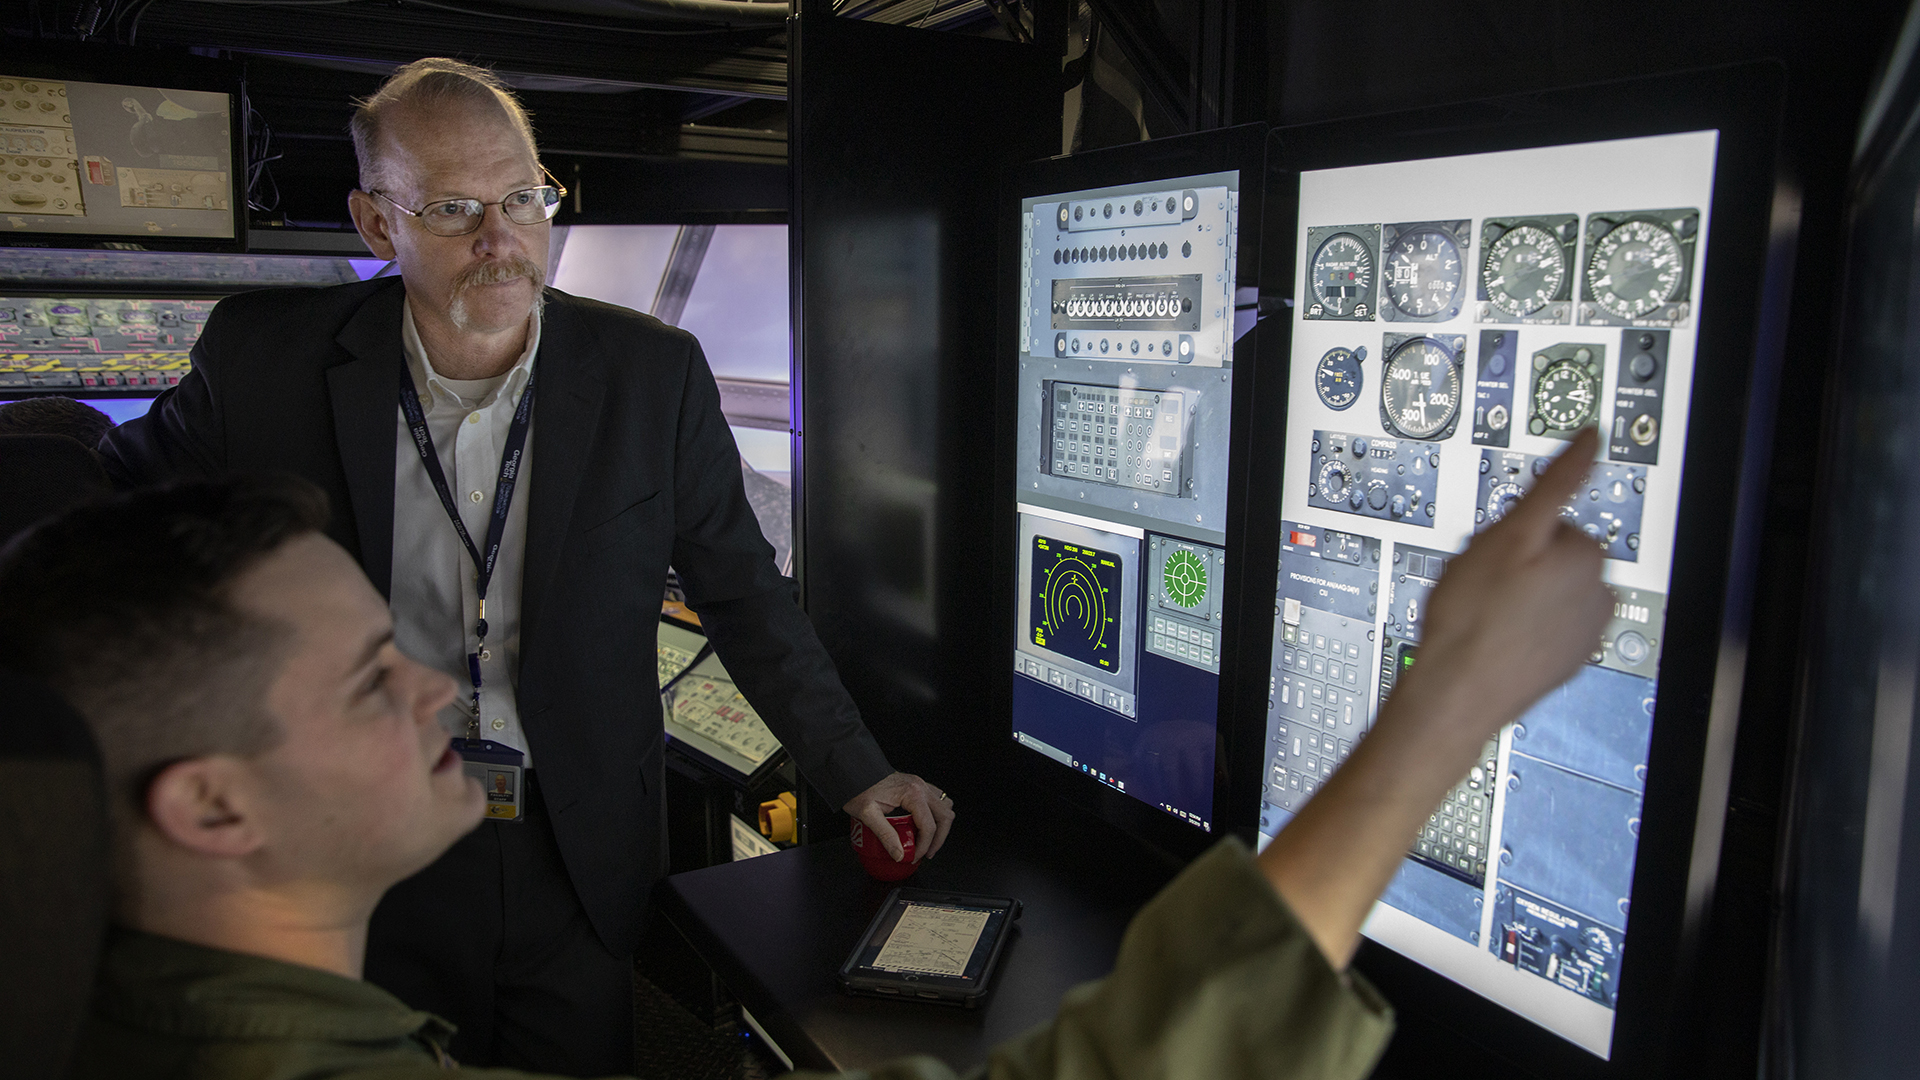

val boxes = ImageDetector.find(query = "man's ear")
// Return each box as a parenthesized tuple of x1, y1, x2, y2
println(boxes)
(145, 757, 267, 859)
(347, 190, 399, 262)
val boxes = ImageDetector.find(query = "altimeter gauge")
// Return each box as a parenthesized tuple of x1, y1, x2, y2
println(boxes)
(1579, 209, 1699, 326)
(1481, 219, 1573, 318)
(1380, 334, 1465, 440)
(1528, 343, 1604, 439)
(1315, 345, 1365, 410)
(1304, 223, 1380, 321)
(1382, 220, 1470, 323)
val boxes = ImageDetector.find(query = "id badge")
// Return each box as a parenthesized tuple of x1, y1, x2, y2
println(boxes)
(453, 738, 525, 822)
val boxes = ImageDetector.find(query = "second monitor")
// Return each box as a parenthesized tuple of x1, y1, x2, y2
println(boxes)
(1010, 166, 1242, 836)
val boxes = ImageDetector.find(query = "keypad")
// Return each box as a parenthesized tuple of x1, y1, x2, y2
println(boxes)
(1411, 745, 1497, 885)
(1047, 382, 1187, 495)
(1266, 609, 1371, 812)
(1148, 614, 1217, 671)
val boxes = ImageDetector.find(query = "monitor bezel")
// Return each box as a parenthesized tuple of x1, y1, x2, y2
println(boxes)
(0, 44, 247, 253)
(994, 123, 1278, 864)
(1230, 64, 1789, 1076)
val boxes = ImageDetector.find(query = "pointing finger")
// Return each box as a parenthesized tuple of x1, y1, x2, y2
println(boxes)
(1505, 427, 1600, 548)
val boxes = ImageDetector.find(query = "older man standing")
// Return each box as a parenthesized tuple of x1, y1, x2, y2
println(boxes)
(98, 58, 954, 1075)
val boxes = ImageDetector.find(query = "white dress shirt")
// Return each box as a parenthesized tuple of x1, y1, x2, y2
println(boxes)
(391, 299, 541, 765)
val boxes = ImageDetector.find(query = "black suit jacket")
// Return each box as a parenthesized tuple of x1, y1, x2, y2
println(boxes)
(98, 277, 892, 954)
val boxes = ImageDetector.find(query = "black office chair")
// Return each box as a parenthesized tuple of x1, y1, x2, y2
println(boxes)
(0, 433, 112, 549)
(0, 669, 110, 1079)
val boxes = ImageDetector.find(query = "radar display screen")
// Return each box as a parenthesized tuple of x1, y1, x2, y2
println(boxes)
(1029, 535, 1121, 672)
(1275, 130, 1718, 1058)
(1162, 548, 1207, 608)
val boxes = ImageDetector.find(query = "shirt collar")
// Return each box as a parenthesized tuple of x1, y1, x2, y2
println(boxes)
(91, 926, 455, 1049)
(401, 296, 541, 412)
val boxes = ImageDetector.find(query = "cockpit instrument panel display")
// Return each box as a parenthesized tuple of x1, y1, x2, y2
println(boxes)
(1013, 169, 1240, 835)
(1258, 131, 1717, 1059)
(0, 75, 238, 242)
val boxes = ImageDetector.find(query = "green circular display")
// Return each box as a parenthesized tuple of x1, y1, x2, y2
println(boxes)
(1163, 549, 1208, 608)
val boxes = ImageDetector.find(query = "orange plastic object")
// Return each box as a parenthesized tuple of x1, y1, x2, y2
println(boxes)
(662, 599, 701, 626)
(759, 791, 797, 844)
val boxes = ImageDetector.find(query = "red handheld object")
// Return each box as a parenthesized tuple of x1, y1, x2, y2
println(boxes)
(850, 811, 917, 881)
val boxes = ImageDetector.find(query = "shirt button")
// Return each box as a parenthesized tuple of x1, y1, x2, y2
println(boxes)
(466, 413, 480, 425)
(491, 718, 506, 731)
(479, 648, 492, 662)
(469, 490, 483, 502)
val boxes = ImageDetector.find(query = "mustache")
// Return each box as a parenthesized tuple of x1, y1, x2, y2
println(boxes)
(452, 254, 545, 295)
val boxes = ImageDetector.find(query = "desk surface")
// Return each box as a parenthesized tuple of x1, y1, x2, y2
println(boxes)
(656, 809, 1183, 1073)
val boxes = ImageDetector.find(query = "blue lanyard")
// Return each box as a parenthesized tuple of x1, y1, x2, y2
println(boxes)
(399, 360, 536, 736)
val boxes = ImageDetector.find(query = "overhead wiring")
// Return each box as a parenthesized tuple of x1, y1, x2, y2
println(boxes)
(116, 0, 789, 42)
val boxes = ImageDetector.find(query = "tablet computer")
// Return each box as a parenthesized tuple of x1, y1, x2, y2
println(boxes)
(837, 887, 1021, 1008)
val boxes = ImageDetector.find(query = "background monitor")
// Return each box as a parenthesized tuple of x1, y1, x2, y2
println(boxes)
(0, 70, 241, 245)
(1236, 67, 1787, 1076)
(1000, 126, 1273, 859)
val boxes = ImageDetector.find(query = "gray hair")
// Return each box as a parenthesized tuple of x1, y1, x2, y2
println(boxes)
(350, 58, 540, 194)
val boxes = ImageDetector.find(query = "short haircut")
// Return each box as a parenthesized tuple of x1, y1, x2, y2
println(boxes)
(0, 396, 112, 448)
(349, 58, 540, 194)
(0, 476, 330, 824)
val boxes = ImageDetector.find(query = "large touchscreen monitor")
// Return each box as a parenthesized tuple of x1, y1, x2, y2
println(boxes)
(1257, 130, 1718, 1059)
(1008, 168, 1242, 837)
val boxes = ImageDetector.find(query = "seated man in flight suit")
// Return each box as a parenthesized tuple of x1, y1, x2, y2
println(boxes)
(9, 432, 1609, 1080)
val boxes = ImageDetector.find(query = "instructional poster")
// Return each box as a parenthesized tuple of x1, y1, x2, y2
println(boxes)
(1257, 130, 1719, 1058)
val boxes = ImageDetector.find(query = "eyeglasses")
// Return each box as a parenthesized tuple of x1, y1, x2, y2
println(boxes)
(368, 171, 568, 237)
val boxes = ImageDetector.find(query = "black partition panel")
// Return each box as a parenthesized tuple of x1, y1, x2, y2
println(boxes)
(789, 15, 1053, 809)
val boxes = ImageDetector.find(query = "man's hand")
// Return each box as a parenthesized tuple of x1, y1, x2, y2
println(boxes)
(843, 772, 955, 862)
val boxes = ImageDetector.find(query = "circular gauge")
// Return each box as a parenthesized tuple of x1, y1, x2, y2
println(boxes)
(1309, 233, 1374, 317)
(1483, 224, 1567, 317)
(1586, 219, 1686, 320)
(1383, 227, 1465, 318)
(1481, 479, 1524, 525)
(1314, 346, 1365, 410)
(1162, 549, 1209, 609)
(1532, 357, 1600, 432)
(1317, 458, 1357, 505)
(1380, 337, 1462, 439)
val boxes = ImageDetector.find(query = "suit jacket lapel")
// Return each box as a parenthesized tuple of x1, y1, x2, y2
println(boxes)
(327, 279, 405, 599)
(522, 293, 607, 650)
